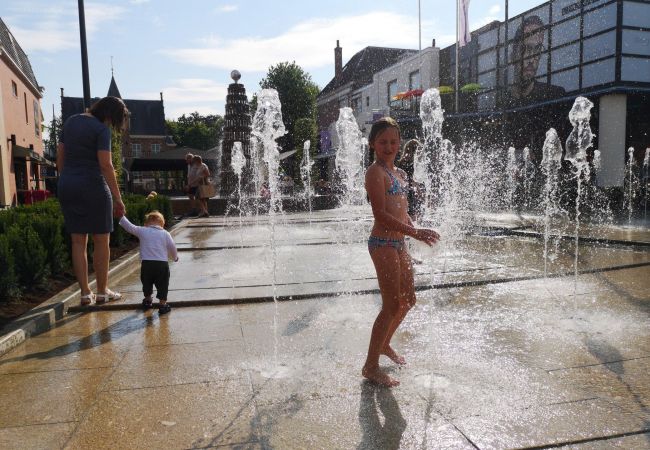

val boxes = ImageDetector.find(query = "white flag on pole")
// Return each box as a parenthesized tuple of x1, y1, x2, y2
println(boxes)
(459, 0, 471, 46)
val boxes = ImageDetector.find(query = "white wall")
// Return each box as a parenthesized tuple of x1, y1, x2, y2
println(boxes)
(597, 94, 627, 187)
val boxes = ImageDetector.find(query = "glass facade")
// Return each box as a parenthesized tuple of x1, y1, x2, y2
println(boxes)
(443, 0, 650, 114)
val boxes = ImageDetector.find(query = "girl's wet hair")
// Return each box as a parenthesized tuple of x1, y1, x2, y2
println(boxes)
(368, 117, 400, 146)
(89, 96, 129, 129)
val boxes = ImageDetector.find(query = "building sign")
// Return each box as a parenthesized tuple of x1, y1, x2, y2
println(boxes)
(561, 0, 605, 17)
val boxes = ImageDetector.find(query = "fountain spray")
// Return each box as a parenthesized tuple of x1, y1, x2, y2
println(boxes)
(231, 141, 246, 245)
(300, 140, 314, 223)
(541, 128, 563, 276)
(564, 96, 594, 299)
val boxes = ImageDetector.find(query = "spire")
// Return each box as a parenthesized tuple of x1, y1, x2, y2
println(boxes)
(107, 72, 122, 98)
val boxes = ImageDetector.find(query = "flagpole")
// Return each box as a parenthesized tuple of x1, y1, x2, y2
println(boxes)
(504, 0, 509, 103)
(455, 0, 460, 113)
(418, 0, 422, 51)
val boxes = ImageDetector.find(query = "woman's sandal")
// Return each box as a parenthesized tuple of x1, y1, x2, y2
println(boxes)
(80, 293, 95, 306)
(96, 289, 122, 304)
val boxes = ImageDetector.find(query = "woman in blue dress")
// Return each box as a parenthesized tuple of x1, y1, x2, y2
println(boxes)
(57, 96, 128, 305)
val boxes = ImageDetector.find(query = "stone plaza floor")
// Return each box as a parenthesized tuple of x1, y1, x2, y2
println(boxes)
(0, 209, 648, 449)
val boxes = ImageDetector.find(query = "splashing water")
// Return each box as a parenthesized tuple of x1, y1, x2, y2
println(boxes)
(417, 89, 444, 221)
(335, 107, 364, 207)
(506, 147, 518, 212)
(541, 128, 565, 275)
(300, 140, 314, 222)
(643, 148, 650, 221)
(251, 88, 286, 365)
(564, 96, 594, 299)
(231, 141, 246, 243)
(623, 147, 639, 224)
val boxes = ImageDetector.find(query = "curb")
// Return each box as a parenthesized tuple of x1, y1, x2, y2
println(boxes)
(0, 221, 185, 358)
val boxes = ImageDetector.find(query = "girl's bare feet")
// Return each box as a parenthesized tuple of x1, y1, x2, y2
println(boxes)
(362, 365, 400, 387)
(382, 345, 406, 365)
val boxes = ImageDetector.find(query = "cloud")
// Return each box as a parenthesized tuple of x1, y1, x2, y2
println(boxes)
(165, 104, 225, 121)
(163, 11, 425, 73)
(489, 4, 502, 16)
(214, 4, 238, 13)
(131, 0, 150, 4)
(4, 1, 125, 53)
(135, 78, 229, 103)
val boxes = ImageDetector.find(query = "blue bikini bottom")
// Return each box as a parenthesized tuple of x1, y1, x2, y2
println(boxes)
(367, 236, 405, 253)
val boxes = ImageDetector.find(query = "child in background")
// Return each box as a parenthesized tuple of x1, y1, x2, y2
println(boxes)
(119, 210, 178, 314)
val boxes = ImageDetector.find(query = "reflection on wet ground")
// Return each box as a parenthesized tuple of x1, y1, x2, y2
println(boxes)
(0, 210, 648, 449)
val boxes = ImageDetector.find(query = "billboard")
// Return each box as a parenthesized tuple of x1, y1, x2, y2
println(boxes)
(449, 0, 650, 113)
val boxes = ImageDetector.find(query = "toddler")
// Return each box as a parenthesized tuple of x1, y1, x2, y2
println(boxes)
(119, 210, 178, 314)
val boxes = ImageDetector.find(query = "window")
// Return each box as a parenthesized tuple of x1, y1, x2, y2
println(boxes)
(478, 51, 497, 72)
(622, 57, 650, 82)
(131, 143, 142, 157)
(387, 79, 398, 105)
(478, 29, 498, 50)
(33, 100, 40, 136)
(350, 96, 362, 114)
(551, 43, 579, 71)
(583, 31, 616, 63)
(24, 93, 28, 123)
(11, 81, 17, 97)
(151, 143, 161, 154)
(338, 97, 347, 108)
(584, 3, 617, 37)
(551, 17, 580, 48)
(551, 67, 579, 92)
(366, 96, 370, 107)
(623, 2, 650, 28)
(582, 57, 615, 88)
(409, 71, 421, 90)
(622, 30, 650, 56)
(478, 70, 497, 89)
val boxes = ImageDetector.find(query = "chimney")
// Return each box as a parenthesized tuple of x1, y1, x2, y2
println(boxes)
(334, 40, 342, 79)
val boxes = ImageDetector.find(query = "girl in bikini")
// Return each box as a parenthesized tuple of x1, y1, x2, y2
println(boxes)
(363, 117, 440, 387)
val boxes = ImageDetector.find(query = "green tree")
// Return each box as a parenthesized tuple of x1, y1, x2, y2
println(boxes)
(112, 129, 123, 183)
(259, 62, 319, 154)
(166, 112, 224, 150)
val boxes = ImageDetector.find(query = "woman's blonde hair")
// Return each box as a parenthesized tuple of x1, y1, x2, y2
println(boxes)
(144, 210, 165, 227)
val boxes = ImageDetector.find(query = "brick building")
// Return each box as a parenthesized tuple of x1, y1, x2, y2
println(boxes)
(0, 17, 48, 207)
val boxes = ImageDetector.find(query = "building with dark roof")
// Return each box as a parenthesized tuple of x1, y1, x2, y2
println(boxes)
(60, 75, 189, 194)
(316, 40, 439, 179)
(0, 17, 48, 207)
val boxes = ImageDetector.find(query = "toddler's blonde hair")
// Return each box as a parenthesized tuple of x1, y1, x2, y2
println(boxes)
(144, 210, 165, 227)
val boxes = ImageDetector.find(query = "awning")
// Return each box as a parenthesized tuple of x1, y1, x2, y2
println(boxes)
(12, 145, 40, 160)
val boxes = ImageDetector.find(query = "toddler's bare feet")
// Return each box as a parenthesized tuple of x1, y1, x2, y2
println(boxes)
(382, 346, 406, 365)
(362, 365, 400, 387)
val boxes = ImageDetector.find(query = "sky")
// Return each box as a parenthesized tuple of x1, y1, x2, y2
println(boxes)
(2, 0, 544, 125)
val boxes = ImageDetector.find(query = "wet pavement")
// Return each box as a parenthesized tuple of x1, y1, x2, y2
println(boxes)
(1, 209, 649, 449)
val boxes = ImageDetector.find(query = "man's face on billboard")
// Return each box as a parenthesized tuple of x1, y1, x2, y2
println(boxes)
(520, 23, 544, 82)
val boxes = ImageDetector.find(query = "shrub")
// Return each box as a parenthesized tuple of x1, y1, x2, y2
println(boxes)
(5, 224, 49, 288)
(0, 235, 19, 302)
(30, 215, 69, 276)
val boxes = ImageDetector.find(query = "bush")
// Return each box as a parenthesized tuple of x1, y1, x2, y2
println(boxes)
(5, 224, 49, 288)
(0, 235, 19, 302)
(30, 215, 69, 276)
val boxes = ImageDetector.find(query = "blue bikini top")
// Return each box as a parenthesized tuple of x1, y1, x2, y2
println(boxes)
(378, 162, 409, 196)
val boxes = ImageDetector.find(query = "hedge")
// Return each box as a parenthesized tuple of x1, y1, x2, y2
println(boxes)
(0, 194, 172, 303)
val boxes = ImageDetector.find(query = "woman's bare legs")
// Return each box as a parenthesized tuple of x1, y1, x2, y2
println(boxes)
(71, 233, 91, 295)
(92, 233, 110, 294)
(382, 250, 416, 365)
(363, 246, 402, 387)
